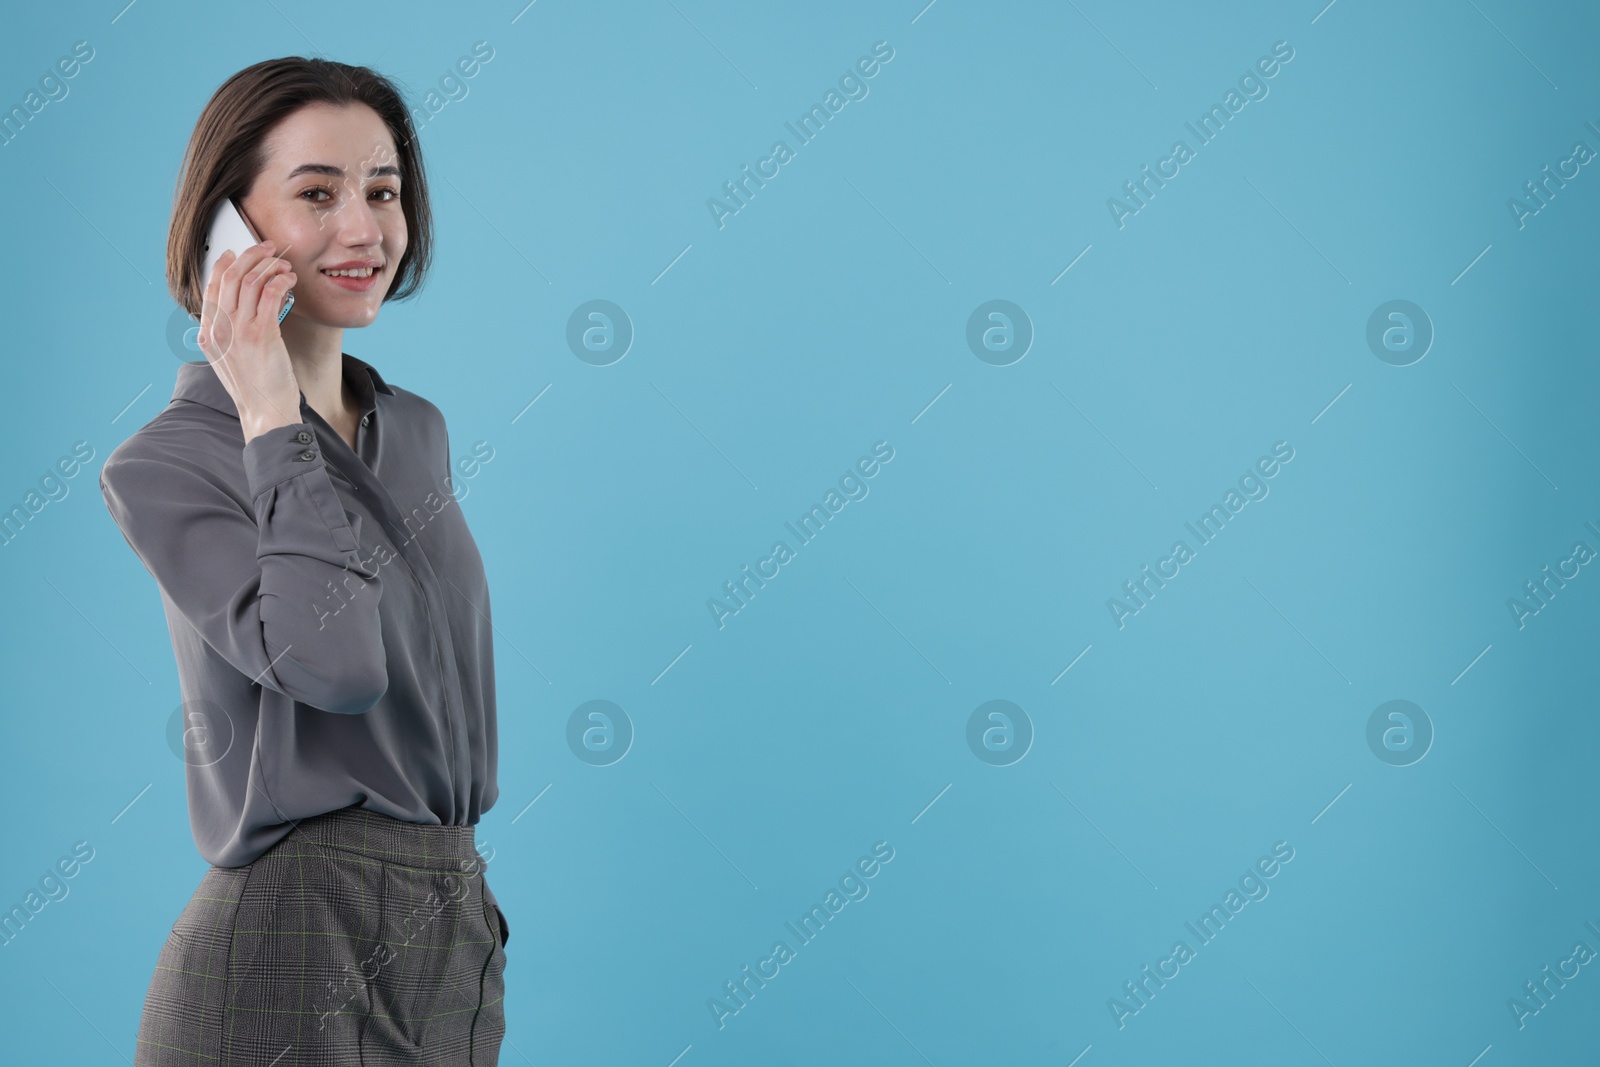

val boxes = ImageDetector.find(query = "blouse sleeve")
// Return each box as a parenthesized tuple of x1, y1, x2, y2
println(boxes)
(100, 421, 389, 714)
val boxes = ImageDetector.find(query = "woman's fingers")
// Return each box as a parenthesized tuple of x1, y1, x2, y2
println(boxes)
(258, 268, 297, 321)
(219, 242, 269, 320)
(198, 250, 233, 364)
(237, 244, 285, 324)
(204, 243, 291, 364)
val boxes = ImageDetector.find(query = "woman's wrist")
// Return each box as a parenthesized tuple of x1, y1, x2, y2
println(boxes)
(240, 412, 301, 444)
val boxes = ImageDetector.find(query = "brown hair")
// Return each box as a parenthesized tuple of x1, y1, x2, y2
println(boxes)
(166, 57, 432, 317)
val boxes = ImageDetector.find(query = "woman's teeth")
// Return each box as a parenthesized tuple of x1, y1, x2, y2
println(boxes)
(322, 267, 376, 278)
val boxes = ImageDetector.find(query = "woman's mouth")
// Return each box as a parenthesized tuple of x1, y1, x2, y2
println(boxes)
(319, 265, 383, 291)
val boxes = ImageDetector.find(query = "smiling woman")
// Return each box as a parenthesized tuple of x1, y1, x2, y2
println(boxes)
(101, 56, 507, 1067)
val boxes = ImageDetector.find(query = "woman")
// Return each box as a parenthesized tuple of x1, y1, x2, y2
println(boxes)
(100, 57, 508, 1065)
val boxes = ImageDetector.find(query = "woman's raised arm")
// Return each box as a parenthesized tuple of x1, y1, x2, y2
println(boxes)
(100, 425, 389, 715)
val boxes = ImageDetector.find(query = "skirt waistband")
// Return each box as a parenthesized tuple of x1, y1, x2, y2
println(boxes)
(271, 805, 482, 873)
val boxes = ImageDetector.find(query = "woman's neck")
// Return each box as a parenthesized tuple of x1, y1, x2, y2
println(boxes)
(282, 319, 351, 424)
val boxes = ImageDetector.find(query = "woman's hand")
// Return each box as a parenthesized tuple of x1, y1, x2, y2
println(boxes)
(197, 241, 302, 443)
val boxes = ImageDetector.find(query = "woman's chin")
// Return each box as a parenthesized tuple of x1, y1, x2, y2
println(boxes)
(289, 303, 382, 329)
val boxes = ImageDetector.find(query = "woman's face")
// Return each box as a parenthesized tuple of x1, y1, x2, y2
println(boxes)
(237, 102, 408, 330)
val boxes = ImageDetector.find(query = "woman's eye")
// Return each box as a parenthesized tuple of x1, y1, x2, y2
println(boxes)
(301, 186, 398, 203)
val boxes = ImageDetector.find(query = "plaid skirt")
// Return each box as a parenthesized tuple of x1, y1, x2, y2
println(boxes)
(133, 806, 509, 1065)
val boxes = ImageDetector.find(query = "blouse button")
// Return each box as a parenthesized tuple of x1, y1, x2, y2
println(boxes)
(298, 449, 317, 461)
(295, 430, 313, 444)
(361, 415, 370, 426)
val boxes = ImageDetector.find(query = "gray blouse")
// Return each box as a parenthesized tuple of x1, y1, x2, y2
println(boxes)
(100, 353, 499, 873)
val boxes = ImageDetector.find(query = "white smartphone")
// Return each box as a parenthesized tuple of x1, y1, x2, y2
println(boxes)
(194, 197, 295, 324)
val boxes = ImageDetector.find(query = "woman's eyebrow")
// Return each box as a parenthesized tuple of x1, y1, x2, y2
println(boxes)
(284, 162, 402, 180)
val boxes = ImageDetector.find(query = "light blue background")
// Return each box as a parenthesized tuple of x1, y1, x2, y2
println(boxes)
(2, 0, 1598, 1062)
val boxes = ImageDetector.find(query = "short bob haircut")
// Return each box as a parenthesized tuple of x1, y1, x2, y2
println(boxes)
(166, 57, 432, 319)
